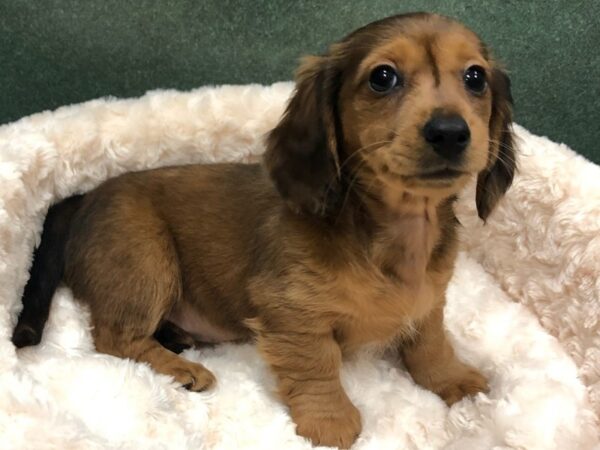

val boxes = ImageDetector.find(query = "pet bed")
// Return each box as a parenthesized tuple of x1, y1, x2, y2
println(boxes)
(0, 82, 598, 449)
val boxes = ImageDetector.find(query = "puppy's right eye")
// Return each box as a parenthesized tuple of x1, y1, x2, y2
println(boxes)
(369, 65, 401, 93)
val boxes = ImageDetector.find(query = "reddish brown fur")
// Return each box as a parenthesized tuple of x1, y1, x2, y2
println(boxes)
(54, 13, 515, 448)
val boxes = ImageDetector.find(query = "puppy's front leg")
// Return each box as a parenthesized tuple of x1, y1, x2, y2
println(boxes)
(255, 325, 361, 449)
(403, 306, 488, 406)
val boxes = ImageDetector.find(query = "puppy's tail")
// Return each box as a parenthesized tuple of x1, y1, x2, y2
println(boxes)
(11, 194, 84, 348)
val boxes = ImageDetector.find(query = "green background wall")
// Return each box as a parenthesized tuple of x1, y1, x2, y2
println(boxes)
(1, 0, 598, 163)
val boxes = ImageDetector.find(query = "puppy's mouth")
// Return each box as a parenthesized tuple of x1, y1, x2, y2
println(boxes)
(416, 168, 465, 180)
(399, 167, 466, 182)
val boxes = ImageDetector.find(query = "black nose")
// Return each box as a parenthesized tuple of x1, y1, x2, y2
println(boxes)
(423, 113, 470, 159)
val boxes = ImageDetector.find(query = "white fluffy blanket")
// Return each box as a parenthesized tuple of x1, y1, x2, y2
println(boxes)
(0, 83, 599, 449)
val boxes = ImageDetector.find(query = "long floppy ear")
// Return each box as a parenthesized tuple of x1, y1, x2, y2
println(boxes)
(476, 67, 517, 221)
(264, 56, 342, 216)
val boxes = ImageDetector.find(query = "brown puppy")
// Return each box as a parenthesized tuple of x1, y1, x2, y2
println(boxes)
(13, 13, 515, 448)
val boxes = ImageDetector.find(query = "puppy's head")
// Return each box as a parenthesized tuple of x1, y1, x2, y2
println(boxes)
(265, 13, 516, 220)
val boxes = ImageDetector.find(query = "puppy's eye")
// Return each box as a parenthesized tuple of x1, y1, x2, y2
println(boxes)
(369, 65, 401, 93)
(463, 65, 487, 94)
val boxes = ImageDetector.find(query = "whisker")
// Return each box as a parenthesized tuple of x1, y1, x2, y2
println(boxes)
(372, 125, 402, 139)
(334, 158, 369, 223)
(391, 152, 420, 162)
(487, 140, 518, 167)
(489, 150, 515, 167)
(321, 140, 392, 203)
(487, 139, 518, 156)
(343, 140, 393, 166)
(363, 173, 380, 197)
(370, 126, 424, 162)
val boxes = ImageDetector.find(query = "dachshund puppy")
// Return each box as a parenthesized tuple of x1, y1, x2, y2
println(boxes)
(13, 12, 515, 448)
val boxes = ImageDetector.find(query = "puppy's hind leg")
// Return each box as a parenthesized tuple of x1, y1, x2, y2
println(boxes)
(87, 274, 215, 391)
(95, 327, 215, 391)
(88, 260, 215, 391)
(87, 269, 215, 391)
(66, 194, 215, 392)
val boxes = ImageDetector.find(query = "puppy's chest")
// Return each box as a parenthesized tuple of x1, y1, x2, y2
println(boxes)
(334, 267, 436, 351)
(334, 216, 440, 351)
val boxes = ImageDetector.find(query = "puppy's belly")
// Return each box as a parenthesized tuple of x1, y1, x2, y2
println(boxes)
(167, 302, 241, 344)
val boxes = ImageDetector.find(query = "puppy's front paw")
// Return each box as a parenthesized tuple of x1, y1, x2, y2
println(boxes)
(434, 364, 488, 406)
(293, 400, 362, 449)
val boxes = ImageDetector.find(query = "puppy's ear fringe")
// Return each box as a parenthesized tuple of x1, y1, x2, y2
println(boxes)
(476, 67, 517, 222)
(263, 55, 342, 217)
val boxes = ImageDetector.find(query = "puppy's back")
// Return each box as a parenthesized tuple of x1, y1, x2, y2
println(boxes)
(65, 162, 280, 333)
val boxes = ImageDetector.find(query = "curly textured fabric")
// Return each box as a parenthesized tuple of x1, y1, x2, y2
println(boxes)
(0, 83, 598, 449)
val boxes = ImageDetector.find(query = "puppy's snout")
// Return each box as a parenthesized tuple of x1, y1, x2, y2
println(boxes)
(423, 113, 470, 160)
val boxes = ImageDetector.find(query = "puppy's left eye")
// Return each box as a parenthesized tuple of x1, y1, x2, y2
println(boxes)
(464, 65, 487, 94)
(369, 65, 401, 93)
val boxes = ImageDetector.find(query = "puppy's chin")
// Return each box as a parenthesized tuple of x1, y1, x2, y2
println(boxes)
(380, 171, 472, 201)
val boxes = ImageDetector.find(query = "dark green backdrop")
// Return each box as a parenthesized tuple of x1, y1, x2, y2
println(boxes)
(1, 1, 598, 162)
